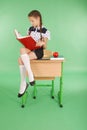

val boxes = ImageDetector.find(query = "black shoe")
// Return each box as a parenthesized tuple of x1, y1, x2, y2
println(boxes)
(18, 83, 29, 98)
(30, 80, 35, 86)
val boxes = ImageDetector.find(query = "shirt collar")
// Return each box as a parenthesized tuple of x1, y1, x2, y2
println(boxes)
(35, 25, 44, 30)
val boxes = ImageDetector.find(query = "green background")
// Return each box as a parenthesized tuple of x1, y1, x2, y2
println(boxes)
(0, 0, 87, 130)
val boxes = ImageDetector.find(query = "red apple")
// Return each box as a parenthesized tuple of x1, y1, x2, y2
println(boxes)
(53, 52, 59, 57)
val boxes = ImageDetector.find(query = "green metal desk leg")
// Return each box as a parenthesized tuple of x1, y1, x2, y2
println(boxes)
(33, 83, 37, 99)
(51, 80, 54, 99)
(21, 91, 28, 108)
(58, 62, 63, 107)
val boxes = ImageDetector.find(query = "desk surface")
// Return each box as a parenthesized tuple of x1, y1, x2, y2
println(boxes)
(30, 57, 65, 63)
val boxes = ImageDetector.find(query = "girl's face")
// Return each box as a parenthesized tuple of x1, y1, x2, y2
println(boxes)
(28, 16, 40, 27)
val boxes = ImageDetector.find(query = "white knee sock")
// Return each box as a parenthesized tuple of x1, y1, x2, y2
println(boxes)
(21, 53, 34, 82)
(19, 65, 26, 94)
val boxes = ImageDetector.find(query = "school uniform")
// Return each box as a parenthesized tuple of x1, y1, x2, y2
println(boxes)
(27, 26, 50, 59)
(18, 26, 50, 97)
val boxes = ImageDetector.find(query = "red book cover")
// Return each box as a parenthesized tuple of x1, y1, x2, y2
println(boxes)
(14, 29, 41, 50)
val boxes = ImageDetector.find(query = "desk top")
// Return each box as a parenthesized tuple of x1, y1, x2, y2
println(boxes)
(30, 57, 65, 63)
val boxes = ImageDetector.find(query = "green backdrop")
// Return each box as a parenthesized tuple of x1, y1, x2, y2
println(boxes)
(0, 0, 87, 73)
(0, 0, 87, 130)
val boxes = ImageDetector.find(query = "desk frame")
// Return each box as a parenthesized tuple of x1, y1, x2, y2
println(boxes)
(21, 60, 64, 108)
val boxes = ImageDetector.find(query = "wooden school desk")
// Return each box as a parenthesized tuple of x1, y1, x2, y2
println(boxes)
(21, 57, 65, 108)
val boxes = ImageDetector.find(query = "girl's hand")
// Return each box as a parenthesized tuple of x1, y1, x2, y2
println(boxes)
(36, 40, 45, 47)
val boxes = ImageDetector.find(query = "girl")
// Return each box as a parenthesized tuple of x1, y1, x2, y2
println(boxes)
(18, 10, 50, 97)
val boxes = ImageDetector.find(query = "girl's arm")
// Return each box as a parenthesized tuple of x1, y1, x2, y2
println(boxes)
(36, 37, 48, 49)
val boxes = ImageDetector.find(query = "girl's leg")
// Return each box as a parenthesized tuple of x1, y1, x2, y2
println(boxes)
(27, 51, 37, 60)
(18, 57, 28, 97)
(20, 47, 37, 85)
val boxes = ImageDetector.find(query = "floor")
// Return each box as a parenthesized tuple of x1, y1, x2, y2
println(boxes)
(0, 70, 87, 130)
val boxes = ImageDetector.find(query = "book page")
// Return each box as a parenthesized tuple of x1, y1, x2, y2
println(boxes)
(14, 29, 21, 38)
(14, 29, 30, 39)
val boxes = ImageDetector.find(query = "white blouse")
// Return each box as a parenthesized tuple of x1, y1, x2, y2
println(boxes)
(27, 26, 50, 42)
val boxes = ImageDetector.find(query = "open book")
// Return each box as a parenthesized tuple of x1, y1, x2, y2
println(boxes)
(14, 29, 41, 50)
